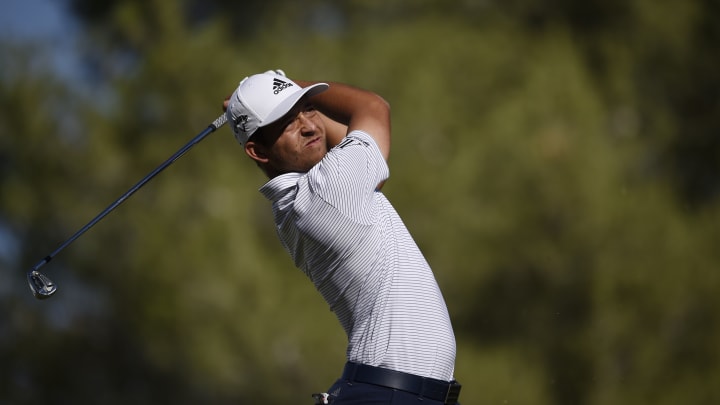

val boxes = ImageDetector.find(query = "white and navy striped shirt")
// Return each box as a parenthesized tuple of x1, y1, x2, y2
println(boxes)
(260, 130, 456, 381)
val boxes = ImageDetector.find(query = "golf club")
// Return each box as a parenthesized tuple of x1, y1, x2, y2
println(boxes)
(27, 113, 228, 299)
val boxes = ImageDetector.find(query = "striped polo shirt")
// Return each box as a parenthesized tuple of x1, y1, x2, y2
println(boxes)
(259, 130, 456, 381)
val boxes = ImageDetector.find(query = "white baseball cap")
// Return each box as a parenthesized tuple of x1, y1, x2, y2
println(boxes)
(226, 72, 329, 145)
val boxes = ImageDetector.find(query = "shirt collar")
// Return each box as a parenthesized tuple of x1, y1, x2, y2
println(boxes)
(259, 172, 304, 202)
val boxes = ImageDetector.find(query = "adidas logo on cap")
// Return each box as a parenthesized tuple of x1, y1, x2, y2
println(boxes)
(273, 78, 293, 94)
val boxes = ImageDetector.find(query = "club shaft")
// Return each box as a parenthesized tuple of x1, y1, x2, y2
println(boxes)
(32, 114, 227, 272)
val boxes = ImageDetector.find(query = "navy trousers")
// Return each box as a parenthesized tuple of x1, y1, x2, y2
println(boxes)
(322, 379, 458, 405)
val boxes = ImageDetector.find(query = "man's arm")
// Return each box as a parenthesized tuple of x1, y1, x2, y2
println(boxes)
(318, 112, 348, 150)
(296, 80, 391, 162)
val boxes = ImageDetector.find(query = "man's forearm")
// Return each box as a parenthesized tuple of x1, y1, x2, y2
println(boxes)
(318, 113, 348, 149)
(296, 80, 391, 161)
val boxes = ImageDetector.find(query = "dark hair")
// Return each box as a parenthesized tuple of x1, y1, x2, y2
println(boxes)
(249, 126, 282, 147)
(248, 128, 268, 146)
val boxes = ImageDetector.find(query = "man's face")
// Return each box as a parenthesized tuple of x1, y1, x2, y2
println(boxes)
(249, 98, 327, 175)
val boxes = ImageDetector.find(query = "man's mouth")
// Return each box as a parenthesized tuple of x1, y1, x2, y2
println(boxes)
(305, 136, 322, 147)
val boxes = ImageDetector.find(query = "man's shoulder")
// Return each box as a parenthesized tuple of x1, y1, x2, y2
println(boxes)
(334, 130, 374, 150)
(320, 131, 384, 176)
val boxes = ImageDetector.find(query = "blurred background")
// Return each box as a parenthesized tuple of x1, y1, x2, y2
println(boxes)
(1, 0, 719, 404)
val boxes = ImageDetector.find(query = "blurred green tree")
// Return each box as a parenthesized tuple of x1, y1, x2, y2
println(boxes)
(1, 0, 718, 404)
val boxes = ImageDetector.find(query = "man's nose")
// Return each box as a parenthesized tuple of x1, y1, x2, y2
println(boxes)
(298, 112, 316, 134)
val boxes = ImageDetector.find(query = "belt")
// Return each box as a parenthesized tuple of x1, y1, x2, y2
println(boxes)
(341, 362, 462, 404)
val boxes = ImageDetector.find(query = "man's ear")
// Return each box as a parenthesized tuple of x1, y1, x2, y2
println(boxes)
(244, 141, 270, 164)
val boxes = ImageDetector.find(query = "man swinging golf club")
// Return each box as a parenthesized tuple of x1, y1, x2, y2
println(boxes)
(224, 70, 461, 404)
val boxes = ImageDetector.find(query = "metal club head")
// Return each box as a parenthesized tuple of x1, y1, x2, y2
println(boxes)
(27, 270, 57, 299)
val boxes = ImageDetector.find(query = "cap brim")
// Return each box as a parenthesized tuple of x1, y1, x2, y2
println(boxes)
(260, 83, 329, 128)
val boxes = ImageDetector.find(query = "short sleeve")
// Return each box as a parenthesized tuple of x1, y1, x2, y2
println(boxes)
(304, 130, 389, 220)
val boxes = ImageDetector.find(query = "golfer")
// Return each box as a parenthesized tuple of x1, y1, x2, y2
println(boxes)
(224, 70, 461, 404)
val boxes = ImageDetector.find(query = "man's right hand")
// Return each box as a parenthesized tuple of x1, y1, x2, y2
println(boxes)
(223, 94, 231, 112)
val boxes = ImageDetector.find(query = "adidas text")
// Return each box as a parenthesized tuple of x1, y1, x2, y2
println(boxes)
(273, 78, 293, 94)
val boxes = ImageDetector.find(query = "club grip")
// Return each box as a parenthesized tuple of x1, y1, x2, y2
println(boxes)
(212, 114, 228, 130)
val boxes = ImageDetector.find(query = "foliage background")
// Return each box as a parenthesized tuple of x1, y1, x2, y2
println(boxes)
(1, 0, 719, 404)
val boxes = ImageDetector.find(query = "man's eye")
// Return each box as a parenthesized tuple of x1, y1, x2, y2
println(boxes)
(283, 120, 296, 131)
(285, 114, 300, 127)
